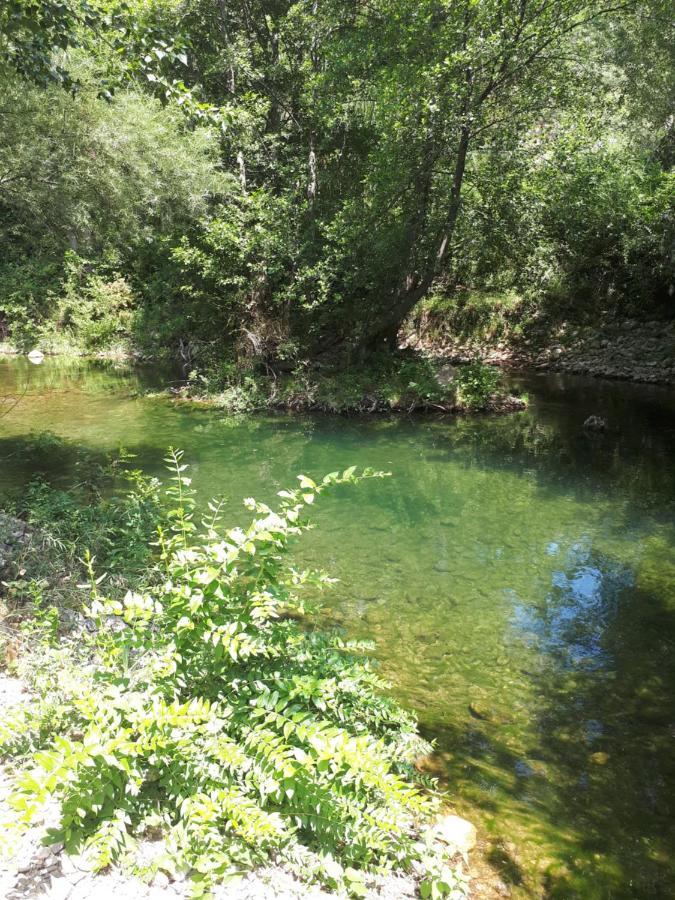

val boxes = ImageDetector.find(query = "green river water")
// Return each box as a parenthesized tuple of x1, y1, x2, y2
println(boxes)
(1, 356, 675, 898)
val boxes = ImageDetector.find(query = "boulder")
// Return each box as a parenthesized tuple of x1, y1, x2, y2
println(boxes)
(433, 814, 477, 856)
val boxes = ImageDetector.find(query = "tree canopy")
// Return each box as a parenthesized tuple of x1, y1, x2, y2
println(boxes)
(0, 0, 672, 361)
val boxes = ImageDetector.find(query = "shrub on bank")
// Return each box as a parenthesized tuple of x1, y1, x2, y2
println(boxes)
(454, 363, 501, 411)
(181, 355, 510, 415)
(0, 454, 467, 898)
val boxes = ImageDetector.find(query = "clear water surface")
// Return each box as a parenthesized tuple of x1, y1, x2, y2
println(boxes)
(1, 356, 674, 898)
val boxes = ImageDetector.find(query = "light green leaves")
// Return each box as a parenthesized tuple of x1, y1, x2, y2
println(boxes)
(2, 453, 462, 897)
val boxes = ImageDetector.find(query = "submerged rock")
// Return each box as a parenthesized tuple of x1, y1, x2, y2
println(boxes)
(468, 701, 490, 721)
(589, 751, 610, 765)
(583, 415, 606, 431)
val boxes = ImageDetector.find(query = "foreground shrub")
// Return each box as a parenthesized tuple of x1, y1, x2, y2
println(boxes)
(1, 453, 466, 898)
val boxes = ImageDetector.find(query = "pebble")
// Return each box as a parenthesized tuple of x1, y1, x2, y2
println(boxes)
(152, 871, 170, 889)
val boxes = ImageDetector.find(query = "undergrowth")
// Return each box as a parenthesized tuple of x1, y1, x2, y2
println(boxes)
(1, 449, 161, 620)
(0, 453, 467, 898)
(180, 354, 508, 415)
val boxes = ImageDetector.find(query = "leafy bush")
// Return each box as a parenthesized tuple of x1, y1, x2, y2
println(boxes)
(276, 356, 451, 413)
(54, 259, 137, 351)
(17, 465, 161, 585)
(518, 141, 674, 316)
(1, 454, 466, 898)
(0, 253, 63, 350)
(186, 355, 465, 414)
(0, 75, 229, 352)
(454, 362, 501, 411)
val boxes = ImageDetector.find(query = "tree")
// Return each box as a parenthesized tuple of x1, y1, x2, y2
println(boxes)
(306, 0, 644, 352)
(3, 0, 670, 363)
(0, 0, 97, 88)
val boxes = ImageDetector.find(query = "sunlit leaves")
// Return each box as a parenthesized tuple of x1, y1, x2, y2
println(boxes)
(1, 454, 462, 895)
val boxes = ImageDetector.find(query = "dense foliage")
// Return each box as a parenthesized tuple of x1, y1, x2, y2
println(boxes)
(0, 455, 466, 897)
(180, 353, 506, 413)
(0, 0, 672, 369)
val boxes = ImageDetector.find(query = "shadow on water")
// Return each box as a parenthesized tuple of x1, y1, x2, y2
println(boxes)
(0, 431, 167, 500)
(418, 536, 675, 899)
(426, 377, 675, 523)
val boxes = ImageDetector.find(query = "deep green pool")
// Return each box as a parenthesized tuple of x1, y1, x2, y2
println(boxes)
(2, 356, 675, 898)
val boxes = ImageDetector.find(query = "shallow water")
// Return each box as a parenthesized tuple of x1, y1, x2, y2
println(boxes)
(2, 356, 675, 898)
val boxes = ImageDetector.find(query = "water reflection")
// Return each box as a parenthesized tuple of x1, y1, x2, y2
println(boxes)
(1, 358, 675, 897)
(511, 548, 633, 671)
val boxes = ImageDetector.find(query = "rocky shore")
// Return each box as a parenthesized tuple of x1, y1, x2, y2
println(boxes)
(408, 318, 675, 385)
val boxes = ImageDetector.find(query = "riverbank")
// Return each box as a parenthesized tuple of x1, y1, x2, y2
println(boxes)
(0, 344, 524, 416)
(6, 310, 675, 398)
(405, 309, 675, 385)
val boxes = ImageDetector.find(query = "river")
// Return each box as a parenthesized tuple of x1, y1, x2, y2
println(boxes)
(1, 355, 674, 898)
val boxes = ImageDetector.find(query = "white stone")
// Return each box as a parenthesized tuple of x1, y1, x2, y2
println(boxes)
(60, 853, 89, 878)
(153, 871, 170, 889)
(27, 349, 45, 364)
(432, 814, 477, 856)
(435, 364, 456, 387)
(45, 876, 74, 900)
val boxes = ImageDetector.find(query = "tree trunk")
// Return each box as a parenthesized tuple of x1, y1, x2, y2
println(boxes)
(360, 122, 471, 350)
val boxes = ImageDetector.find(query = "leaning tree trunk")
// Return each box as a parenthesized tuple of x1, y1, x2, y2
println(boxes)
(360, 122, 471, 352)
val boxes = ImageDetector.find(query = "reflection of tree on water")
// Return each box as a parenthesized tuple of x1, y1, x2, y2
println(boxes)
(424, 542, 675, 898)
(510, 541, 631, 670)
(531, 545, 675, 898)
(0, 355, 159, 396)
